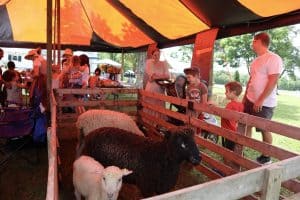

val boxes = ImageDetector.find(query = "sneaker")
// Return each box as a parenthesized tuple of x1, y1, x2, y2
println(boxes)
(256, 155, 272, 165)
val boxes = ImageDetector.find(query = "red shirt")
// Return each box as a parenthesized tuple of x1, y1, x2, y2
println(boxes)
(221, 100, 244, 131)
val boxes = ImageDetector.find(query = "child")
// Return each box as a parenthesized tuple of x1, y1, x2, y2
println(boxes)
(184, 67, 208, 134)
(89, 68, 104, 100)
(69, 56, 85, 114)
(79, 54, 90, 89)
(3, 70, 27, 106)
(52, 64, 62, 89)
(89, 68, 101, 89)
(69, 56, 83, 88)
(184, 67, 208, 105)
(221, 81, 244, 169)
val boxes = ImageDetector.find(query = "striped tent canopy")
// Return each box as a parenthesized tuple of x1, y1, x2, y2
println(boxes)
(0, 0, 300, 52)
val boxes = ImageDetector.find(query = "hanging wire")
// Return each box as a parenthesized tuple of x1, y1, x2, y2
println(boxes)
(53, 0, 57, 64)
(57, 0, 61, 67)
(79, 0, 96, 32)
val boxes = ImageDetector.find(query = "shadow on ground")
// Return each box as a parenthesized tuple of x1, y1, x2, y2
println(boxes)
(58, 126, 209, 200)
(0, 125, 209, 200)
(0, 137, 48, 200)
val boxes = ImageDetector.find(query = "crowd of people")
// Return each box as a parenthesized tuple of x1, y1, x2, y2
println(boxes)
(0, 47, 106, 108)
(1, 49, 29, 107)
(143, 32, 282, 165)
(0, 32, 283, 164)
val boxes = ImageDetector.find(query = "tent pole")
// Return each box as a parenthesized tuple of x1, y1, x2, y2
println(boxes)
(53, 0, 57, 63)
(57, 0, 61, 67)
(121, 49, 124, 81)
(190, 28, 218, 101)
(47, 0, 53, 110)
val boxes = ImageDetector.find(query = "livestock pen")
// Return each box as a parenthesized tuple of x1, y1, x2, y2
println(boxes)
(46, 88, 300, 200)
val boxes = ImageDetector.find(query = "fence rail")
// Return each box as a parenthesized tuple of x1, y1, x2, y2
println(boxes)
(140, 90, 300, 140)
(46, 91, 58, 200)
(139, 89, 300, 199)
(45, 88, 300, 200)
(143, 156, 300, 200)
(46, 88, 139, 199)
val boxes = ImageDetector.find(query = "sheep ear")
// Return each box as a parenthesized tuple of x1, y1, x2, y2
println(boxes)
(122, 169, 133, 176)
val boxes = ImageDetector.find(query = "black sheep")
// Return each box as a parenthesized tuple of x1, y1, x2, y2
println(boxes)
(82, 126, 201, 198)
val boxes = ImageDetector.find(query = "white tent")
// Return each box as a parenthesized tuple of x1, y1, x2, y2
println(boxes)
(94, 59, 122, 68)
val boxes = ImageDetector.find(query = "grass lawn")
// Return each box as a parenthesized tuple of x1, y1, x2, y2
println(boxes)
(211, 84, 300, 154)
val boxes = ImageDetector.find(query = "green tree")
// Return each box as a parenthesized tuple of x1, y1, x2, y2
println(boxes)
(234, 70, 240, 82)
(167, 25, 300, 80)
(215, 26, 300, 79)
(170, 44, 193, 63)
(214, 33, 254, 73)
(213, 70, 231, 84)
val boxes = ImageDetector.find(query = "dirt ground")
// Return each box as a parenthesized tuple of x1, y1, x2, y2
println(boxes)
(57, 125, 209, 200)
(0, 137, 48, 200)
(0, 125, 209, 200)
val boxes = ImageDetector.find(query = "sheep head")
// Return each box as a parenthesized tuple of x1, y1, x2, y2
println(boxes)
(100, 166, 132, 200)
(166, 127, 201, 165)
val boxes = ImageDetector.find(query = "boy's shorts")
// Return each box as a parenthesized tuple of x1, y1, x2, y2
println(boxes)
(244, 98, 274, 132)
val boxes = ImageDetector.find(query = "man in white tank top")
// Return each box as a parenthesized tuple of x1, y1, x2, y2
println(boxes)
(243, 32, 283, 164)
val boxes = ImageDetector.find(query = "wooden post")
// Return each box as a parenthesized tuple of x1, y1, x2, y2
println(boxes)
(235, 122, 247, 171)
(261, 166, 283, 200)
(57, 0, 61, 67)
(190, 28, 219, 99)
(53, 1, 56, 64)
(47, 0, 53, 111)
(137, 52, 146, 89)
(121, 49, 124, 81)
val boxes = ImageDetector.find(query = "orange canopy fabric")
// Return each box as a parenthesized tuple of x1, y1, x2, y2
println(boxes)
(120, 0, 209, 40)
(0, 0, 299, 51)
(238, 0, 300, 17)
(6, 0, 47, 43)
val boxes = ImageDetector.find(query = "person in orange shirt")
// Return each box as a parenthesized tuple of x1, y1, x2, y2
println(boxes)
(221, 81, 244, 169)
(221, 81, 244, 150)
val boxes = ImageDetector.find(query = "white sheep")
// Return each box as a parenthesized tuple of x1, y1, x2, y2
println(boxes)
(76, 109, 144, 136)
(76, 109, 144, 157)
(73, 155, 132, 200)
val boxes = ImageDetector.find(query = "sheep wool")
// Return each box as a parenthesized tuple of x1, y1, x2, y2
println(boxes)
(76, 109, 144, 136)
(73, 155, 132, 200)
(82, 127, 201, 198)
(73, 156, 104, 200)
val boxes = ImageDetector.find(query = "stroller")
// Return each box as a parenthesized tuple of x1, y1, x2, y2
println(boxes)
(156, 78, 219, 143)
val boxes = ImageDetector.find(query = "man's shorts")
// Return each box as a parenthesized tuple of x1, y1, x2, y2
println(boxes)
(244, 98, 274, 132)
